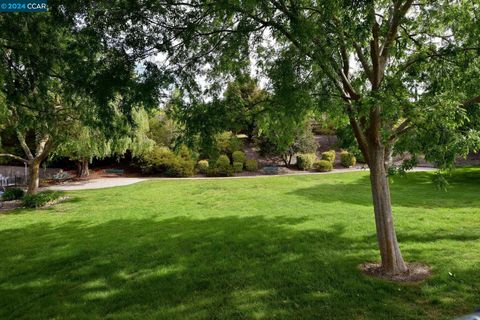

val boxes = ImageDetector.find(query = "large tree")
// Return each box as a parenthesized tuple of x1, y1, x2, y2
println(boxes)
(0, 4, 164, 194)
(56, 108, 154, 177)
(78, 1, 480, 275)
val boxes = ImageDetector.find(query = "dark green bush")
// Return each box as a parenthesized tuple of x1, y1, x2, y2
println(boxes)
(245, 159, 258, 172)
(314, 160, 333, 172)
(207, 155, 234, 177)
(216, 155, 231, 166)
(340, 151, 357, 167)
(296, 153, 317, 170)
(139, 146, 195, 177)
(233, 161, 243, 173)
(232, 151, 246, 164)
(2, 187, 25, 201)
(321, 150, 336, 163)
(22, 191, 64, 208)
(196, 160, 209, 174)
(165, 158, 195, 177)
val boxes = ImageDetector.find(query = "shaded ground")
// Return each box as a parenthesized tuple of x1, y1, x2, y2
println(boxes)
(0, 169, 479, 319)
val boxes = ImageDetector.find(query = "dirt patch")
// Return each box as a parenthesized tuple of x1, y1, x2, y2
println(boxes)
(360, 262, 431, 282)
(0, 200, 23, 212)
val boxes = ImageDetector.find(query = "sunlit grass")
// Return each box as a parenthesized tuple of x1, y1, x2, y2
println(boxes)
(0, 169, 479, 319)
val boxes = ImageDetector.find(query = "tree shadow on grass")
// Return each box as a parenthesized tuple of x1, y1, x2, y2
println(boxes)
(288, 171, 480, 209)
(0, 215, 477, 319)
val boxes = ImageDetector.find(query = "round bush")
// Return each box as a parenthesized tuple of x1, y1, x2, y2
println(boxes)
(232, 151, 246, 164)
(2, 187, 25, 201)
(340, 151, 357, 167)
(296, 153, 316, 170)
(216, 155, 230, 166)
(207, 155, 233, 177)
(321, 150, 336, 163)
(314, 160, 333, 172)
(196, 160, 209, 174)
(245, 159, 258, 172)
(233, 161, 243, 173)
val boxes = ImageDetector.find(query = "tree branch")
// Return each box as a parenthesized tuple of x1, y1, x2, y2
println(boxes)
(0, 154, 27, 163)
(462, 95, 480, 107)
(16, 131, 34, 161)
(353, 42, 373, 82)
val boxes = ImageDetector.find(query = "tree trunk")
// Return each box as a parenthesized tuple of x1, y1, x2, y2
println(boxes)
(77, 158, 90, 178)
(384, 143, 394, 172)
(368, 145, 408, 275)
(27, 160, 40, 195)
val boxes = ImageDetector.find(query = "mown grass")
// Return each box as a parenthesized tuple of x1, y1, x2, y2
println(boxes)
(0, 169, 479, 319)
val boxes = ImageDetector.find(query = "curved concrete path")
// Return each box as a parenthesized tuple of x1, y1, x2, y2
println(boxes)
(46, 178, 147, 191)
(45, 167, 436, 191)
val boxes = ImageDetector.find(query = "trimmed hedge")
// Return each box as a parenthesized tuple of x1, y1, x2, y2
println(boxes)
(297, 153, 316, 170)
(22, 191, 64, 208)
(233, 161, 244, 173)
(245, 159, 258, 172)
(207, 155, 234, 177)
(340, 151, 357, 167)
(321, 150, 336, 163)
(1, 187, 25, 201)
(140, 146, 195, 177)
(232, 151, 247, 164)
(314, 160, 333, 172)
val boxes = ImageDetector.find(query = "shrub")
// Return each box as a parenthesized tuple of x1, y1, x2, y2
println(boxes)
(177, 145, 195, 160)
(22, 191, 64, 208)
(207, 155, 234, 177)
(196, 160, 209, 174)
(139, 146, 195, 177)
(245, 159, 258, 172)
(232, 151, 246, 164)
(314, 160, 333, 172)
(321, 150, 336, 164)
(340, 151, 357, 167)
(165, 158, 195, 177)
(256, 122, 318, 166)
(216, 155, 231, 166)
(2, 187, 25, 201)
(296, 153, 316, 170)
(214, 131, 243, 156)
(233, 161, 243, 173)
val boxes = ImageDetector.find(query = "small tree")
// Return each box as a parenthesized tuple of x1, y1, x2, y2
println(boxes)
(257, 118, 317, 166)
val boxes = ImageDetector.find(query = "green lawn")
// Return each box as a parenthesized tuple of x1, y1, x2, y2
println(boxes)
(1, 169, 479, 319)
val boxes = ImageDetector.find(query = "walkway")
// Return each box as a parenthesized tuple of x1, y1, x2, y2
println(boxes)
(45, 167, 436, 191)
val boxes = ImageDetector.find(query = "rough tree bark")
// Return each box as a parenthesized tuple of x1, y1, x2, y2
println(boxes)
(27, 159, 41, 195)
(77, 158, 90, 177)
(16, 131, 53, 195)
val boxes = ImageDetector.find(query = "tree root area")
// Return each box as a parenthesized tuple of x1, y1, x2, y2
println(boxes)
(360, 262, 431, 282)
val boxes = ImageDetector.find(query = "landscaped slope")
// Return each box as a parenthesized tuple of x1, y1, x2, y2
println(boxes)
(1, 170, 479, 319)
